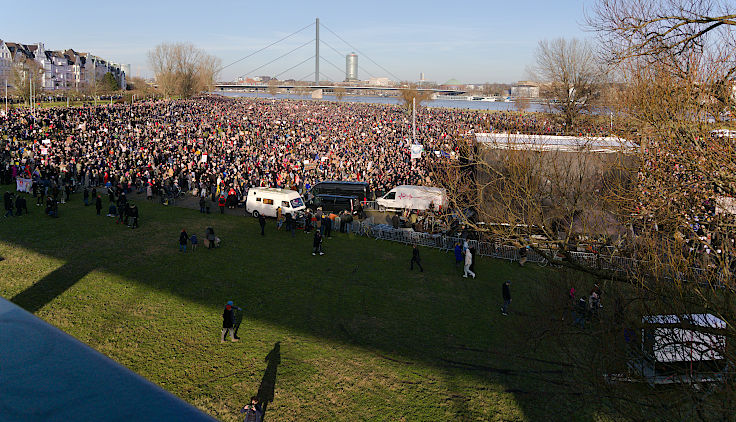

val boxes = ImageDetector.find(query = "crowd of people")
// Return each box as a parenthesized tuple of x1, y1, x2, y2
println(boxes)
(0, 96, 613, 205)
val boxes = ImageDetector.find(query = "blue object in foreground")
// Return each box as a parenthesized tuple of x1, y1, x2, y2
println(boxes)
(0, 297, 216, 422)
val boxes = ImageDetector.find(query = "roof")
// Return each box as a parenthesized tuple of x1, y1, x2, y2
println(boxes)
(251, 187, 299, 195)
(443, 78, 462, 86)
(476, 133, 638, 153)
(642, 314, 727, 329)
(641, 314, 727, 363)
(0, 297, 216, 421)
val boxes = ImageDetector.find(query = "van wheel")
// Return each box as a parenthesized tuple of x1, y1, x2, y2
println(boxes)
(252, 210, 260, 218)
(379, 205, 385, 212)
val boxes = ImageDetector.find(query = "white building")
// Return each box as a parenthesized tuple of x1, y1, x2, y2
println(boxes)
(0, 40, 126, 91)
(510, 81, 540, 98)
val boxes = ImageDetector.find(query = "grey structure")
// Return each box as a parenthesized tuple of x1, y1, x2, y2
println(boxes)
(345, 52, 358, 82)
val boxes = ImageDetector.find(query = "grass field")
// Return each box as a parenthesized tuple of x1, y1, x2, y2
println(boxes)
(0, 187, 609, 421)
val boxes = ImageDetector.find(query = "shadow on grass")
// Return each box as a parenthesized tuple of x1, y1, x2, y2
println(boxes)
(11, 261, 93, 313)
(0, 190, 598, 421)
(257, 342, 280, 420)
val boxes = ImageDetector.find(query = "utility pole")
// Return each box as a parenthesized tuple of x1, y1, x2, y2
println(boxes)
(4, 79, 7, 115)
(315, 17, 319, 85)
(412, 97, 416, 142)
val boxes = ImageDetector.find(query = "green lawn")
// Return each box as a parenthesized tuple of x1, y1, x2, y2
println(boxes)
(0, 187, 609, 421)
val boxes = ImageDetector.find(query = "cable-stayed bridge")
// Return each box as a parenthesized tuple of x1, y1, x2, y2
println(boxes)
(214, 18, 466, 95)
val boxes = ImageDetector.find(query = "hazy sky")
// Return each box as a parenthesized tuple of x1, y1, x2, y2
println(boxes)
(2, 0, 590, 84)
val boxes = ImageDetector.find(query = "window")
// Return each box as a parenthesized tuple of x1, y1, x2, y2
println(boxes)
(263, 198, 273, 205)
(384, 192, 396, 200)
(256, 198, 261, 202)
(290, 197, 304, 208)
(281, 201, 290, 208)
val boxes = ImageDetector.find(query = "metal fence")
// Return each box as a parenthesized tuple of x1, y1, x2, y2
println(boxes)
(353, 221, 729, 285)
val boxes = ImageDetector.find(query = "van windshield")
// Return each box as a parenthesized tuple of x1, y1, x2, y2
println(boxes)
(290, 197, 304, 208)
(384, 192, 396, 200)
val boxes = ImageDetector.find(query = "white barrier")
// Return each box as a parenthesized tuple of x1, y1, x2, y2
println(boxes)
(352, 222, 725, 284)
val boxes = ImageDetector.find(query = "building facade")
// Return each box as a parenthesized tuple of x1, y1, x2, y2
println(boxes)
(0, 40, 126, 91)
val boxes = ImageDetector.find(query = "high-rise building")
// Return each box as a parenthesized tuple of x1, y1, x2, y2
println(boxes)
(345, 53, 358, 82)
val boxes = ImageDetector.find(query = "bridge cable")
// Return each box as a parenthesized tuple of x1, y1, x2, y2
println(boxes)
(238, 38, 315, 80)
(297, 71, 314, 82)
(219, 22, 314, 72)
(274, 55, 316, 80)
(319, 55, 345, 77)
(320, 22, 401, 81)
(320, 39, 377, 80)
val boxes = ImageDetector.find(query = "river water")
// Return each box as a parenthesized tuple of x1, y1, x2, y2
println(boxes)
(218, 91, 548, 112)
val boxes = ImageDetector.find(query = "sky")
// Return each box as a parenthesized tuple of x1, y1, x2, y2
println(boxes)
(2, 0, 591, 84)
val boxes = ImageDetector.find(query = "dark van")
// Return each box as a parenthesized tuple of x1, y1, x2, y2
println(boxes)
(310, 181, 371, 201)
(306, 194, 357, 214)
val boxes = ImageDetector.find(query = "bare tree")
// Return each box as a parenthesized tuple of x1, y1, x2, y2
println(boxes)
(147, 42, 221, 98)
(587, 0, 736, 119)
(12, 58, 43, 105)
(334, 86, 346, 101)
(267, 79, 279, 96)
(530, 38, 603, 127)
(399, 84, 433, 114)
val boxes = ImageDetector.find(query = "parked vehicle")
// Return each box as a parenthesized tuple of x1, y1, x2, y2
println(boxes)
(310, 181, 371, 201)
(306, 194, 357, 214)
(245, 188, 305, 218)
(376, 185, 448, 212)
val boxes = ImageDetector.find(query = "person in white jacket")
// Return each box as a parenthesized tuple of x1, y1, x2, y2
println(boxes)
(463, 248, 476, 279)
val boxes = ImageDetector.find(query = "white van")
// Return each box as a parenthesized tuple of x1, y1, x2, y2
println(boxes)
(376, 185, 448, 212)
(246, 188, 306, 218)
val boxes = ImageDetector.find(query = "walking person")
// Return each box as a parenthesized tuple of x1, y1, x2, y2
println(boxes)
(463, 248, 476, 278)
(190, 233, 198, 251)
(83, 187, 89, 206)
(285, 213, 295, 237)
(454, 242, 463, 267)
(501, 280, 511, 315)
(312, 229, 324, 255)
(179, 229, 188, 252)
(199, 196, 206, 213)
(258, 214, 266, 236)
(410, 244, 424, 272)
(95, 195, 102, 215)
(221, 301, 240, 343)
(206, 227, 216, 249)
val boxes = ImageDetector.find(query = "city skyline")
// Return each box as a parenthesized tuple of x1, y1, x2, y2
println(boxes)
(2, 0, 589, 84)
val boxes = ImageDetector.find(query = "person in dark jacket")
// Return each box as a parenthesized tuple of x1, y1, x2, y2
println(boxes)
(454, 243, 463, 267)
(83, 187, 89, 206)
(199, 196, 206, 213)
(179, 229, 189, 252)
(95, 195, 102, 215)
(4, 191, 14, 217)
(15, 195, 27, 216)
(285, 213, 295, 237)
(258, 214, 266, 236)
(241, 396, 263, 422)
(501, 280, 511, 315)
(221, 301, 240, 343)
(312, 230, 324, 255)
(127, 203, 139, 228)
(206, 227, 216, 248)
(410, 244, 424, 272)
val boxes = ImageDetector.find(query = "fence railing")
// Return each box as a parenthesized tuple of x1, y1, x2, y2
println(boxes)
(353, 221, 729, 285)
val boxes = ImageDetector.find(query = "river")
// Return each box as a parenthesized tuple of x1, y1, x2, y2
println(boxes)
(217, 91, 548, 112)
